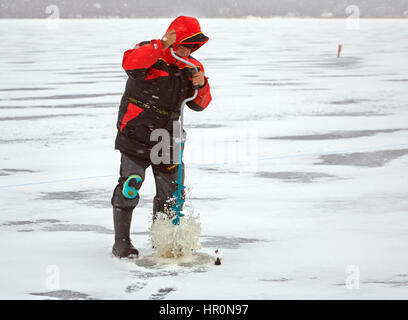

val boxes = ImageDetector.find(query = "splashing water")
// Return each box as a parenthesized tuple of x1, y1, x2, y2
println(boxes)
(149, 210, 202, 259)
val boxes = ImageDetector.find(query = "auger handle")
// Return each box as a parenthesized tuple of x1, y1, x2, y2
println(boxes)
(170, 47, 199, 144)
(169, 47, 199, 225)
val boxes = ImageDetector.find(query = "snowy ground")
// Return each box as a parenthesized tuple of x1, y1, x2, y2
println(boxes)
(0, 18, 408, 300)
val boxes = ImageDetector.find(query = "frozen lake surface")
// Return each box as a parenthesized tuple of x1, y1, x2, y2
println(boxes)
(0, 18, 408, 299)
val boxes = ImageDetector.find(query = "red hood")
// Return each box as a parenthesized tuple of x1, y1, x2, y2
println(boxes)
(166, 16, 209, 53)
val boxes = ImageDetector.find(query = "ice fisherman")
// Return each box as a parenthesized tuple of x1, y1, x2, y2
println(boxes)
(111, 16, 212, 258)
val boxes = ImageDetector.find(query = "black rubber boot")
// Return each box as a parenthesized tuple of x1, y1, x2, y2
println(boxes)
(112, 207, 139, 258)
(152, 196, 177, 223)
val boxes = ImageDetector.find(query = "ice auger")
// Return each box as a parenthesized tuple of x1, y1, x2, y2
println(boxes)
(170, 46, 199, 226)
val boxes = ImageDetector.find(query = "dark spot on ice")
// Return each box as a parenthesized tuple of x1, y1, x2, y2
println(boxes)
(10, 61, 36, 64)
(200, 235, 263, 249)
(1, 219, 61, 227)
(315, 149, 408, 167)
(30, 290, 96, 300)
(0, 168, 36, 176)
(150, 287, 176, 300)
(265, 128, 407, 140)
(328, 99, 371, 105)
(332, 282, 346, 287)
(42, 223, 113, 234)
(2, 220, 33, 226)
(38, 219, 62, 223)
(362, 275, 408, 287)
(383, 79, 408, 82)
(255, 171, 337, 183)
(259, 278, 292, 282)
(375, 280, 408, 287)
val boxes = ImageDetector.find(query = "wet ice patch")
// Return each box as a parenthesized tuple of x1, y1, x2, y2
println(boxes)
(38, 189, 114, 208)
(39, 190, 99, 201)
(265, 128, 407, 141)
(334, 274, 408, 288)
(255, 171, 337, 183)
(259, 277, 292, 282)
(43, 223, 113, 234)
(328, 98, 370, 105)
(383, 79, 408, 82)
(30, 289, 95, 300)
(134, 252, 213, 269)
(0, 168, 36, 176)
(200, 235, 262, 249)
(149, 212, 201, 260)
(316, 148, 408, 167)
(1, 219, 61, 227)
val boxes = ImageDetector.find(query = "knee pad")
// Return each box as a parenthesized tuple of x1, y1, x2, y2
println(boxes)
(122, 174, 143, 199)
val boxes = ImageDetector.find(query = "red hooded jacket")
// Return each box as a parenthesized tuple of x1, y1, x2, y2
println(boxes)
(115, 16, 211, 159)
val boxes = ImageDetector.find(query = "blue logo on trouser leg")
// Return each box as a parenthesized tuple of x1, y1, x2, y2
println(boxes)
(122, 175, 143, 199)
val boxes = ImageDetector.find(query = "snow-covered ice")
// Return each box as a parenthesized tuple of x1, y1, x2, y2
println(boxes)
(0, 18, 408, 299)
